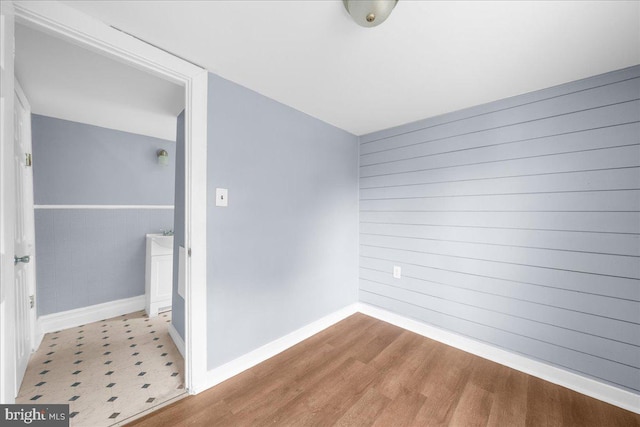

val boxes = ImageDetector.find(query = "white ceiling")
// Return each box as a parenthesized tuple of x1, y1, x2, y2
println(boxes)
(47, 1, 640, 136)
(15, 23, 184, 141)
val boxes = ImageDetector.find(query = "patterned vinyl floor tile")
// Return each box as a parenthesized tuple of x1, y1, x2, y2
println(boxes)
(16, 310, 186, 427)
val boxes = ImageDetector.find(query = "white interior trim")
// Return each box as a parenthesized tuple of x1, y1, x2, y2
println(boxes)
(200, 304, 359, 393)
(168, 323, 185, 358)
(357, 303, 640, 415)
(0, 2, 17, 404)
(13, 0, 208, 395)
(34, 205, 175, 210)
(183, 60, 208, 396)
(36, 295, 145, 343)
(111, 393, 187, 427)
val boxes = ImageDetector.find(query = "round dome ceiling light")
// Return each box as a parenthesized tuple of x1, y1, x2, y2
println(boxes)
(343, 0, 398, 28)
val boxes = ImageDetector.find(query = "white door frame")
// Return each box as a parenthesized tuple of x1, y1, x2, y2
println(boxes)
(9, 0, 209, 396)
(0, 0, 18, 404)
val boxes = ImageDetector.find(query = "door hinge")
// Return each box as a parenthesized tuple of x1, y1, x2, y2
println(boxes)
(25, 153, 32, 167)
(29, 295, 35, 309)
(188, 248, 192, 257)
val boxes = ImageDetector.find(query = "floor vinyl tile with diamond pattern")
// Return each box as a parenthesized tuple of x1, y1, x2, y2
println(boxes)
(16, 310, 185, 426)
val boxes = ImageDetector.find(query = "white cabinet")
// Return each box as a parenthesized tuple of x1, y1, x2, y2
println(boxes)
(145, 234, 173, 317)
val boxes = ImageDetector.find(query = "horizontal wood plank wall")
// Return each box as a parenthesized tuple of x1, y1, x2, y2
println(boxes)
(358, 66, 640, 394)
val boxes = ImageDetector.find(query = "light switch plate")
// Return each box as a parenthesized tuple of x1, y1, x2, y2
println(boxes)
(393, 265, 402, 279)
(215, 188, 228, 207)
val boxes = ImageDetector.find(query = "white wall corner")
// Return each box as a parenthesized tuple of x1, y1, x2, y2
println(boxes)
(356, 303, 640, 415)
(168, 323, 185, 358)
(197, 303, 359, 394)
(37, 295, 145, 337)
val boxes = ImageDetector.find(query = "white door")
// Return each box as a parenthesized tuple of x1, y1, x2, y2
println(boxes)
(0, 0, 17, 404)
(13, 81, 35, 393)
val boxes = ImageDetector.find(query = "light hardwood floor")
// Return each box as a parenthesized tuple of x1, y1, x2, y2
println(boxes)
(127, 313, 640, 426)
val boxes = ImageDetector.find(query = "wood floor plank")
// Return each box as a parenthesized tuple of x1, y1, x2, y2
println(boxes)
(334, 388, 390, 427)
(325, 314, 379, 348)
(370, 330, 422, 371)
(414, 346, 476, 425)
(398, 339, 442, 394)
(559, 385, 604, 427)
(258, 357, 376, 426)
(248, 333, 336, 380)
(224, 343, 334, 414)
(556, 384, 640, 427)
(370, 386, 426, 427)
(414, 395, 464, 427)
(448, 382, 494, 427)
(177, 400, 235, 427)
(130, 398, 233, 427)
(289, 332, 377, 392)
(467, 356, 507, 394)
(370, 333, 437, 400)
(297, 365, 378, 427)
(229, 378, 304, 425)
(248, 314, 374, 381)
(127, 315, 640, 427)
(605, 401, 640, 427)
(525, 376, 563, 427)
(486, 369, 529, 427)
(348, 320, 405, 364)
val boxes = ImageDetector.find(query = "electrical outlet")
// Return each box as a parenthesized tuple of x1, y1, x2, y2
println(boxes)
(393, 265, 402, 279)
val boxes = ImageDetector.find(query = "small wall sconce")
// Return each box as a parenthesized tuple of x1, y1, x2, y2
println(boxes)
(157, 149, 169, 166)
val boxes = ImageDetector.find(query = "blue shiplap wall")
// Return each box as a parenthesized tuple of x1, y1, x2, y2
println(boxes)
(358, 66, 640, 394)
(32, 115, 176, 316)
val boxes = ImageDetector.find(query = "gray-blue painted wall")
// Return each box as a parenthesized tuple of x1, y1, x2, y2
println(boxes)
(32, 115, 175, 205)
(206, 73, 359, 369)
(32, 115, 175, 315)
(358, 66, 640, 394)
(171, 111, 186, 339)
(35, 209, 174, 315)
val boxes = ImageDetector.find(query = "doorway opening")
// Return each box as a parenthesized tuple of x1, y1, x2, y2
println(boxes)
(13, 21, 187, 425)
(1, 0, 208, 418)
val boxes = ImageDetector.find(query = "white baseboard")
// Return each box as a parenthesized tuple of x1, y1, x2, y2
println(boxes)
(197, 303, 359, 393)
(168, 323, 185, 358)
(132, 299, 637, 414)
(37, 295, 145, 342)
(357, 303, 640, 415)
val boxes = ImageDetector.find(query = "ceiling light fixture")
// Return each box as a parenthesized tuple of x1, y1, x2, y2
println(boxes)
(343, 0, 398, 28)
